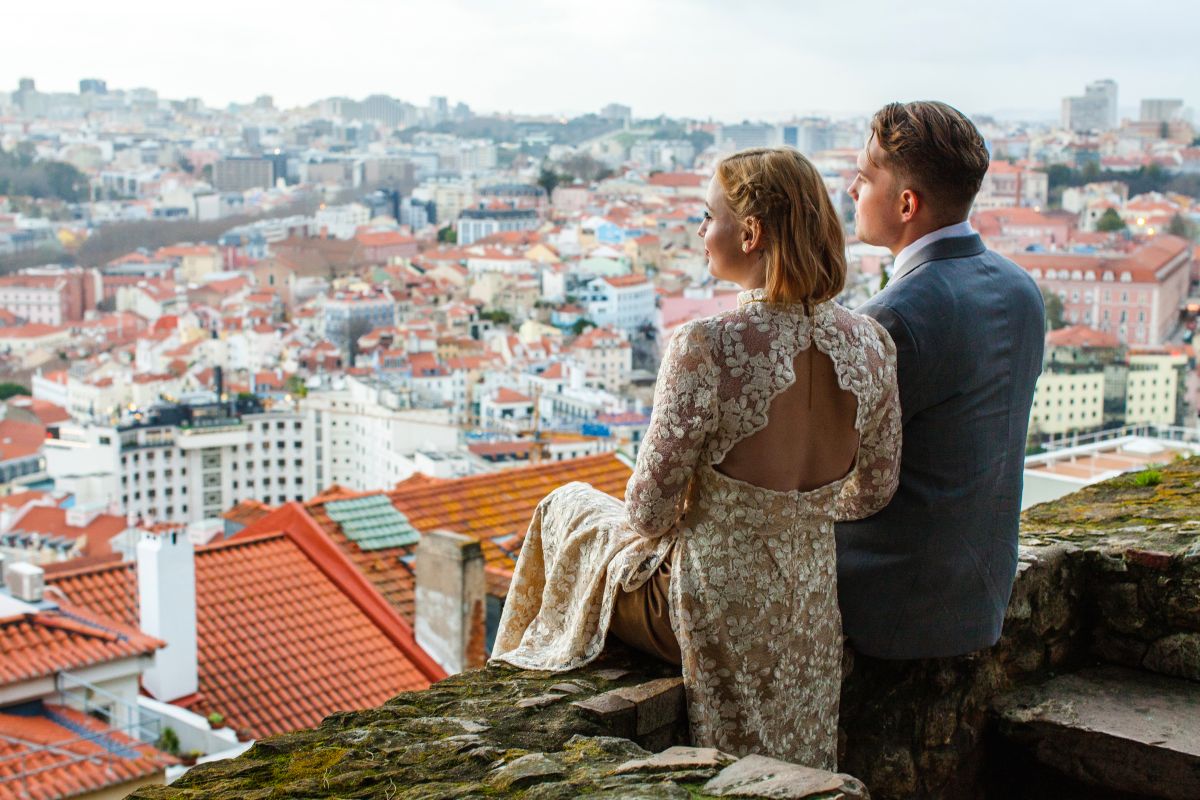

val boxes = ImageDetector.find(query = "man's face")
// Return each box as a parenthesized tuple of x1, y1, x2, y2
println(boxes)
(848, 139, 905, 250)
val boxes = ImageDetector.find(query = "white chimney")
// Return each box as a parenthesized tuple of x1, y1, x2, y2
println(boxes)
(137, 529, 198, 702)
(415, 529, 485, 675)
(6, 561, 44, 603)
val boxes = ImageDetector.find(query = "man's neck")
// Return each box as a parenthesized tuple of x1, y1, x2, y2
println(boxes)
(888, 218, 966, 257)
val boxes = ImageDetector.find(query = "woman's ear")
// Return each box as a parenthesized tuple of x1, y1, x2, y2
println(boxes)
(742, 217, 764, 254)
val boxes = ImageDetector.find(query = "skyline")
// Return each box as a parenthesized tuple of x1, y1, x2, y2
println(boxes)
(4, 0, 1199, 123)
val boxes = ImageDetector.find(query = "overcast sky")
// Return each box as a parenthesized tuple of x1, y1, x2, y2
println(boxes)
(5, 0, 1198, 122)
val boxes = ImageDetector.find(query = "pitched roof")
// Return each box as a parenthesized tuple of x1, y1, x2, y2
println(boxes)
(493, 387, 533, 404)
(0, 418, 46, 462)
(9, 506, 127, 558)
(47, 517, 444, 739)
(0, 703, 175, 799)
(1046, 324, 1121, 349)
(389, 453, 631, 542)
(0, 602, 163, 685)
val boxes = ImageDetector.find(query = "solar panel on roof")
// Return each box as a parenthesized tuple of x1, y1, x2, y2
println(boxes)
(325, 494, 421, 550)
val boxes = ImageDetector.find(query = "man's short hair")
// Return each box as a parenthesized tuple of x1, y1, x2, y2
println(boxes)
(869, 101, 989, 221)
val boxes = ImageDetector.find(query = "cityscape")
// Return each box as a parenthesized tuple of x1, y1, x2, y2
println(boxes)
(0, 68, 1198, 798)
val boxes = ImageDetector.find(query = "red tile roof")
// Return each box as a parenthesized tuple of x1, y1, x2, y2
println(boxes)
(0, 704, 175, 800)
(493, 387, 533, 404)
(602, 274, 650, 288)
(49, 510, 445, 739)
(5, 397, 70, 426)
(648, 172, 707, 188)
(0, 603, 163, 685)
(0, 419, 46, 462)
(11, 506, 127, 558)
(1046, 324, 1121, 349)
(389, 453, 630, 542)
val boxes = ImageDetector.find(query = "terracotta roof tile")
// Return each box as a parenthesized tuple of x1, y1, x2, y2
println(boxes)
(0, 603, 163, 685)
(0, 703, 175, 799)
(47, 521, 443, 739)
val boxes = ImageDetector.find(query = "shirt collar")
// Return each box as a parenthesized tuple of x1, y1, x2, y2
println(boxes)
(891, 221, 975, 282)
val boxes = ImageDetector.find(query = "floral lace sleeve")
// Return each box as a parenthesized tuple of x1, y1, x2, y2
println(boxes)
(624, 321, 718, 538)
(835, 318, 902, 521)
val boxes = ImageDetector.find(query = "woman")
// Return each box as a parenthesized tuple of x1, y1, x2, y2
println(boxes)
(491, 147, 901, 770)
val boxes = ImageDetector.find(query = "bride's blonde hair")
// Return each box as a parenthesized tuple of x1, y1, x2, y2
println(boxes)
(715, 147, 846, 309)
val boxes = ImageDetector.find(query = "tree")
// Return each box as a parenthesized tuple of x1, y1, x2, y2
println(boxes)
(285, 374, 308, 399)
(437, 226, 457, 244)
(1095, 207, 1127, 233)
(1168, 213, 1196, 240)
(1041, 288, 1066, 330)
(537, 167, 560, 196)
(571, 317, 595, 336)
(480, 309, 512, 325)
(0, 383, 30, 401)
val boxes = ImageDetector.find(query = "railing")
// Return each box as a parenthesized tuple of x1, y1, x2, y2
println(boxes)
(0, 672, 162, 798)
(1040, 423, 1200, 452)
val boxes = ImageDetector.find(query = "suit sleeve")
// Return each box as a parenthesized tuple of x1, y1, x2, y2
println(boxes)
(863, 302, 925, 426)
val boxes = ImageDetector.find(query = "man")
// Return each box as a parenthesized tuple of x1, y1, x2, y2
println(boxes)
(836, 101, 1044, 660)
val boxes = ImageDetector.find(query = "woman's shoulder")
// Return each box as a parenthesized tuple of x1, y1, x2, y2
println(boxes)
(823, 302, 897, 360)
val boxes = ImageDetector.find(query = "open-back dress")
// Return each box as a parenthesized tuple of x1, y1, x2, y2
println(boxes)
(490, 288, 901, 769)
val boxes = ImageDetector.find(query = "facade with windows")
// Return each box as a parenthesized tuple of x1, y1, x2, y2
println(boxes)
(45, 400, 316, 525)
(1014, 236, 1192, 347)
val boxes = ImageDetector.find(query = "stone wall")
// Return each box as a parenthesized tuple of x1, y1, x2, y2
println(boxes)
(840, 458, 1200, 799)
(132, 459, 1200, 799)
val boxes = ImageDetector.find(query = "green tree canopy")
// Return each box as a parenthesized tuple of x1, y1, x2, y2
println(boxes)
(1168, 213, 1196, 240)
(1041, 288, 1066, 330)
(0, 383, 31, 400)
(1095, 207, 1127, 232)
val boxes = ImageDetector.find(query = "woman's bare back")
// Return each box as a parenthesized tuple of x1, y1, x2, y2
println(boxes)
(716, 347, 859, 493)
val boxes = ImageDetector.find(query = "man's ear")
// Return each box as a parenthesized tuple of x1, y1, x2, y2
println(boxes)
(899, 189, 920, 223)
(742, 217, 764, 254)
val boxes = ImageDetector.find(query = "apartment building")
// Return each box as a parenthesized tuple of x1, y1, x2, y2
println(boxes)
(1014, 236, 1192, 346)
(300, 374, 458, 491)
(1028, 326, 1188, 438)
(456, 205, 539, 245)
(582, 275, 656, 332)
(44, 396, 317, 525)
(323, 288, 397, 354)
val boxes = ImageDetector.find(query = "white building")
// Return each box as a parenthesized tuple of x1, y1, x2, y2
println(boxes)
(456, 206, 539, 246)
(301, 374, 459, 491)
(44, 399, 317, 525)
(314, 202, 371, 239)
(582, 275, 656, 332)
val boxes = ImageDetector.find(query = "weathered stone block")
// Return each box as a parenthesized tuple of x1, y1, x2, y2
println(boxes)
(994, 665, 1200, 800)
(614, 745, 737, 774)
(613, 676, 686, 736)
(517, 693, 566, 709)
(703, 754, 869, 799)
(1096, 581, 1144, 634)
(488, 752, 565, 790)
(1143, 632, 1200, 681)
(571, 692, 636, 739)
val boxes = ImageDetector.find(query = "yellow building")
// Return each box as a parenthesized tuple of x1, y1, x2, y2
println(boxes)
(1125, 352, 1187, 425)
(1029, 370, 1106, 435)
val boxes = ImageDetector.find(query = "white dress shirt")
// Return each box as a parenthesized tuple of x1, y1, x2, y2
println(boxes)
(890, 221, 975, 284)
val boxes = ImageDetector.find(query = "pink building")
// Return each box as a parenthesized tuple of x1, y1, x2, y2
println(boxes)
(1013, 236, 1192, 346)
(973, 208, 1075, 253)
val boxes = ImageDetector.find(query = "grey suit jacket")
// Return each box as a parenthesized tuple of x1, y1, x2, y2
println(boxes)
(835, 234, 1044, 659)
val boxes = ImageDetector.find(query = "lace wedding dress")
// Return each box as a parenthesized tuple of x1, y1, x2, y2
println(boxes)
(491, 288, 901, 769)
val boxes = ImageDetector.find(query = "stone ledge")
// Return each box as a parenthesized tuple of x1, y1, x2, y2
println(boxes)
(130, 647, 863, 799)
